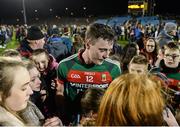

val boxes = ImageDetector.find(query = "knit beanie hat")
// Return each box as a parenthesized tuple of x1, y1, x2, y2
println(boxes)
(27, 26, 44, 40)
(164, 22, 177, 33)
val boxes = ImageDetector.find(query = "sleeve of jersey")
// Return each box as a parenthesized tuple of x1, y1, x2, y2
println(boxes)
(57, 62, 67, 84)
(111, 64, 121, 80)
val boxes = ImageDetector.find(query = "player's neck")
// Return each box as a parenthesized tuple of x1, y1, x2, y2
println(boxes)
(82, 50, 93, 64)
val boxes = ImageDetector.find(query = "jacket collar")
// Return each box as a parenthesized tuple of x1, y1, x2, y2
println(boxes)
(0, 105, 24, 126)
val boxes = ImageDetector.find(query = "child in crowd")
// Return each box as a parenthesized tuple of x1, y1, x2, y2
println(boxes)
(128, 55, 149, 74)
(80, 88, 105, 126)
(30, 49, 59, 118)
(155, 42, 180, 121)
(23, 61, 62, 125)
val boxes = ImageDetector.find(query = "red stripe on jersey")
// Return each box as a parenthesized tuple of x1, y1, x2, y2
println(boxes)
(57, 79, 64, 84)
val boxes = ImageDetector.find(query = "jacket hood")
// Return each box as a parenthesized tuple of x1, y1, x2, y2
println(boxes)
(158, 30, 174, 40)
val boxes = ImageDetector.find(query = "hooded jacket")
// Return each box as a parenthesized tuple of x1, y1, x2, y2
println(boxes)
(156, 30, 174, 48)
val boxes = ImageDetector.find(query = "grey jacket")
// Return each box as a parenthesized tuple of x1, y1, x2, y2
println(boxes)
(18, 101, 45, 126)
(156, 30, 174, 48)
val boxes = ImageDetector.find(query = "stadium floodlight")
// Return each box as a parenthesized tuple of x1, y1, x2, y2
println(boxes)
(49, 8, 53, 12)
(22, 0, 27, 25)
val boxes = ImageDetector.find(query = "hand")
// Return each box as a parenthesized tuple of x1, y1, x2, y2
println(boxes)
(163, 108, 179, 126)
(80, 117, 96, 126)
(51, 80, 56, 89)
(149, 59, 153, 65)
(40, 89, 47, 102)
(56, 80, 64, 96)
(157, 49, 164, 60)
(43, 116, 63, 126)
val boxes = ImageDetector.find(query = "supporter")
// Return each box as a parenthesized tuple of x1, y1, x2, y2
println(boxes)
(47, 27, 71, 62)
(120, 25, 125, 40)
(26, 62, 42, 92)
(129, 55, 179, 125)
(156, 22, 177, 48)
(120, 42, 140, 73)
(0, 57, 32, 125)
(155, 47, 165, 67)
(96, 73, 165, 126)
(135, 33, 145, 51)
(134, 23, 143, 41)
(156, 42, 180, 91)
(30, 49, 58, 74)
(129, 53, 180, 125)
(15, 25, 27, 42)
(17, 26, 45, 58)
(57, 23, 121, 125)
(18, 101, 45, 126)
(24, 61, 62, 125)
(0, 57, 62, 126)
(140, 37, 158, 66)
(30, 49, 58, 118)
(0, 26, 7, 48)
(60, 27, 73, 53)
(154, 42, 180, 118)
(80, 88, 105, 126)
(24, 61, 47, 116)
(72, 34, 84, 54)
(128, 55, 149, 74)
(110, 36, 123, 56)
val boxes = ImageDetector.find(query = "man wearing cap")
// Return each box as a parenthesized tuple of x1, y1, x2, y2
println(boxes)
(156, 22, 177, 48)
(17, 25, 45, 58)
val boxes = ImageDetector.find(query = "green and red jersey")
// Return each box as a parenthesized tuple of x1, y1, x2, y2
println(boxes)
(159, 60, 180, 91)
(57, 52, 121, 101)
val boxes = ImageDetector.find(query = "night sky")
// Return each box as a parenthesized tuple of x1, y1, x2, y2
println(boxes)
(0, 0, 179, 23)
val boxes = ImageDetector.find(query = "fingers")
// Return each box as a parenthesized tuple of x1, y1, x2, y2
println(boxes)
(56, 83, 64, 96)
(51, 80, 56, 89)
(43, 116, 62, 126)
(40, 90, 46, 94)
(40, 90, 47, 101)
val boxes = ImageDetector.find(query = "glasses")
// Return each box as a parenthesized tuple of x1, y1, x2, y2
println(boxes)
(165, 54, 179, 59)
(146, 45, 155, 48)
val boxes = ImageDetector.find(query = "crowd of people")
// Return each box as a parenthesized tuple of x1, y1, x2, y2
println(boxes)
(0, 19, 179, 126)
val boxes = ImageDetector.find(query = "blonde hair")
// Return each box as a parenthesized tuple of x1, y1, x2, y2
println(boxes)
(0, 57, 26, 124)
(130, 55, 148, 65)
(96, 73, 164, 126)
(1, 49, 21, 57)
